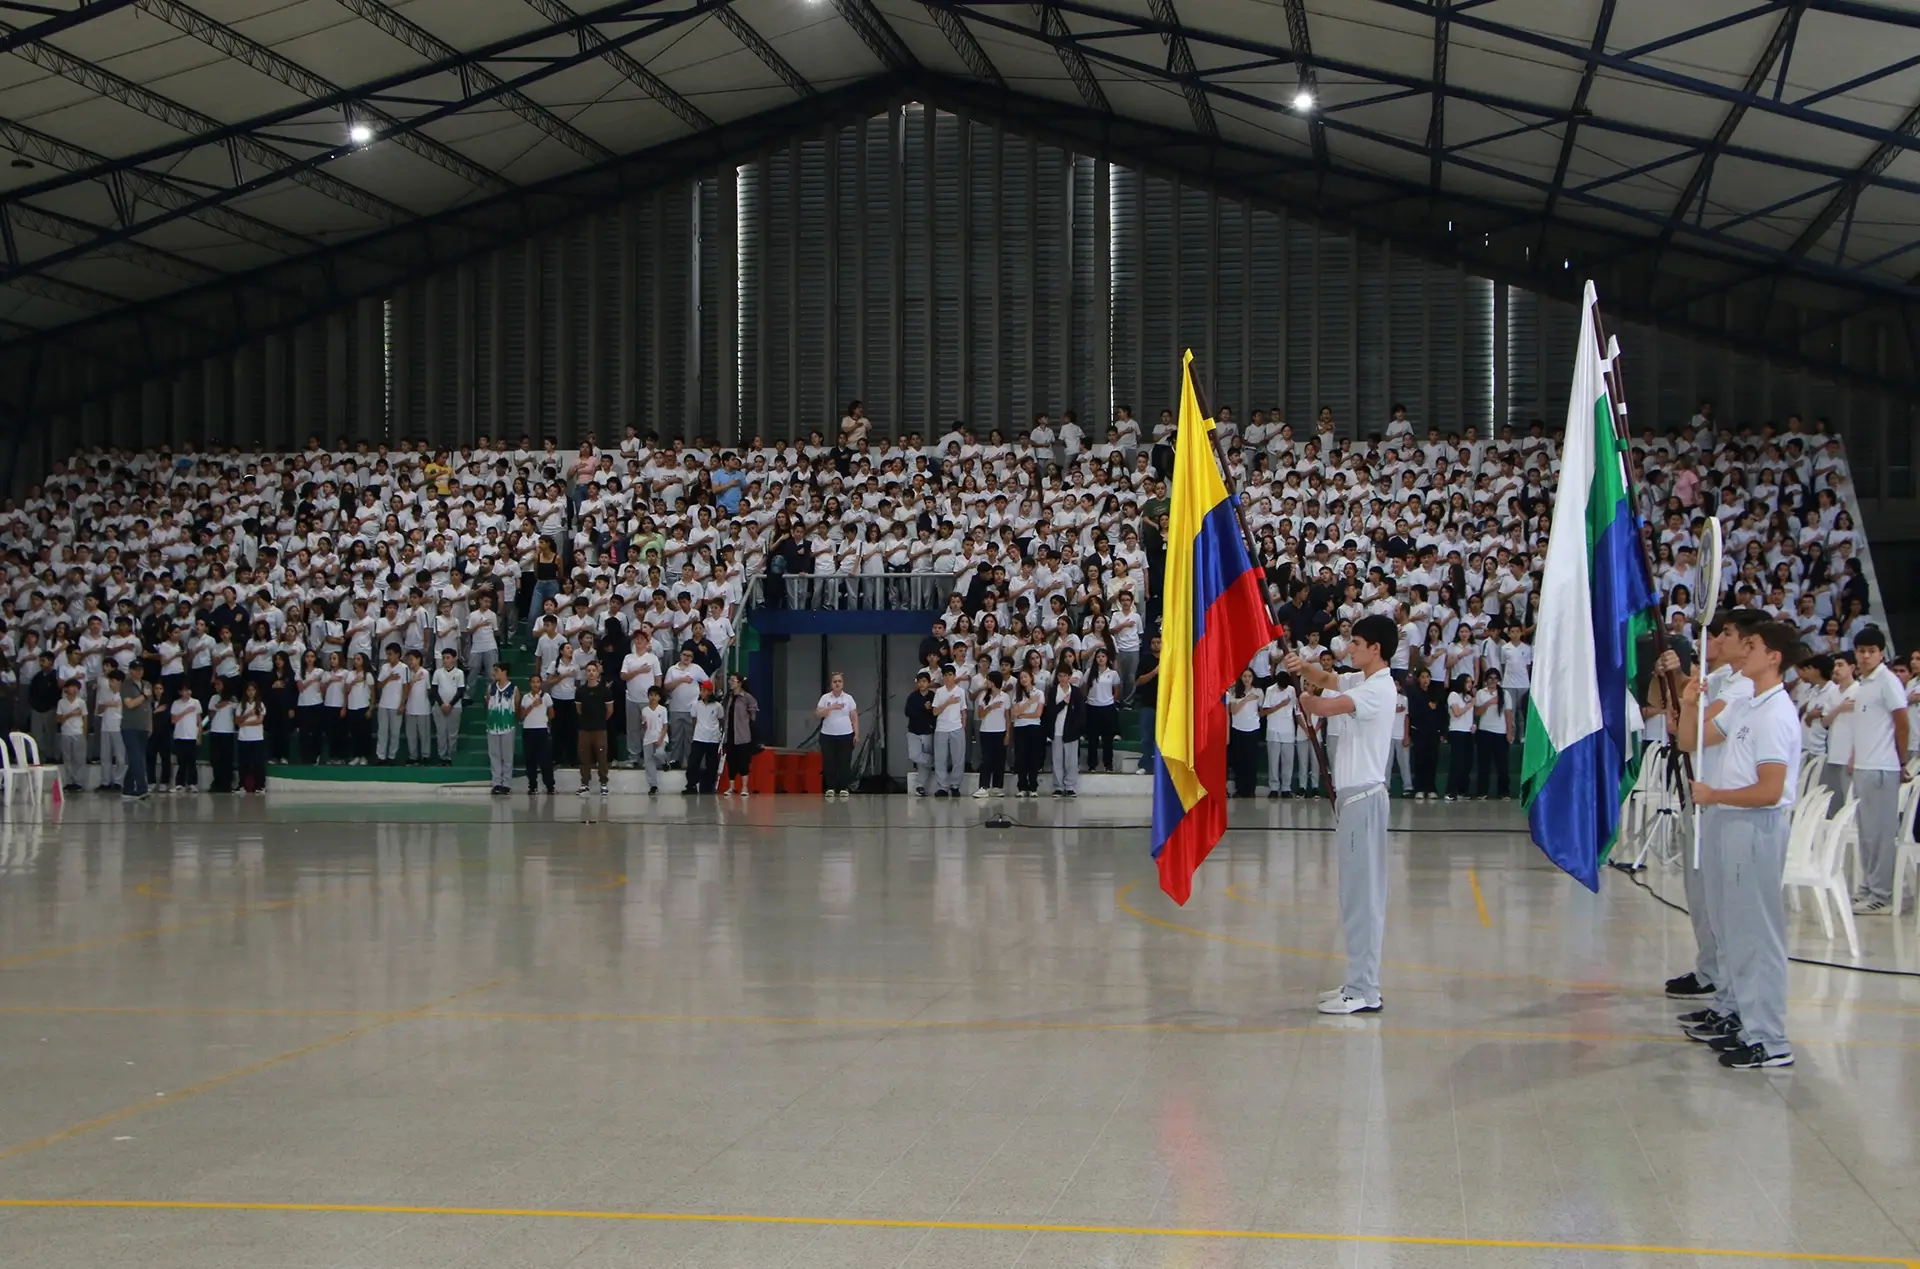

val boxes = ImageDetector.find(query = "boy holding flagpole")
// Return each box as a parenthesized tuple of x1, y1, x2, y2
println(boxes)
(1285, 613, 1400, 1016)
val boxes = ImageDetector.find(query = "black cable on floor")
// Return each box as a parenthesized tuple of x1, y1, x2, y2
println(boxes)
(1620, 864, 1920, 980)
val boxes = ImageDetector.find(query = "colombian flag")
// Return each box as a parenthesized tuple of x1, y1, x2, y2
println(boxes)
(1152, 351, 1276, 905)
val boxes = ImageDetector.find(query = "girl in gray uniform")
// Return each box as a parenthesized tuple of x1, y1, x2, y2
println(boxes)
(1287, 614, 1401, 1016)
(1677, 620, 1805, 1070)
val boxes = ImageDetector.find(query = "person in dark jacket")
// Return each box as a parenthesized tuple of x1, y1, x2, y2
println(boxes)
(769, 524, 815, 608)
(720, 673, 760, 793)
(1040, 667, 1087, 796)
(904, 669, 935, 795)
(1404, 667, 1446, 800)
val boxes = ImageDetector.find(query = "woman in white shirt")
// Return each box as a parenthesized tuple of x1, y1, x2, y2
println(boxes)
(1474, 668, 1512, 799)
(1009, 669, 1046, 797)
(322, 652, 351, 764)
(345, 652, 375, 766)
(169, 681, 202, 793)
(1082, 648, 1123, 772)
(687, 682, 726, 793)
(1446, 673, 1476, 801)
(236, 681, 268, 792)
(973, 670, 1010, 797)
(1228, 668, 1264, 797)
(296, 649, 327, 766)
(207, 687, 238, 793)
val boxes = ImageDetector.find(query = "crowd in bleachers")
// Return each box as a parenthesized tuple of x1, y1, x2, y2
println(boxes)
(0, 393, 1897, 799)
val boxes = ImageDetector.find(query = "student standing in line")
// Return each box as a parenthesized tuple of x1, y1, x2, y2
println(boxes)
(1819, 652, 1855, 807)
(930, 663, 968, 797)
(573, 661, 614, 796)
(1390, 685, 1412, 795)
(1082, 648, 1122, 773)
(1405, 668, 1445, 801)
(55, 679, 87, 792)
(1445, 673, 1476, 801)
(1677, 620, 1805, 1068)
(1842, 626, 1909, 915)
(972, 670, 1009, 798)
(1227, 668, 1263, 797)
(687, 682, 724, 794)
(517, 672, 555, 795)
(720, 673, 760, 795)
(484, 663, 518, 796)
(431, 649, 466, 765)
(206, 686, 237, 793)
(620, 632, 661, 768)
(1041, 665, 1086, 797)
(662, 648, 706, 770)
(375, 645, 407, 764)
(169, 681, 202, 793)
(236, 683, 267, 794)
(904, 670, 935, 795)
(1473, 669, 1512, 799)
(1287, 613, 1399, 1016)
(640, 685, 669, 795)
(402, 649, 432, 764)
(296, 649, 327, 764)
(1010, 668, 1045, 796)
(119, 664, 154, 799)
(815, 673, 858, 798)
(96, 668, 125, 793)
(345, 652, 374, 766)
(1261, 671, 1299, 799)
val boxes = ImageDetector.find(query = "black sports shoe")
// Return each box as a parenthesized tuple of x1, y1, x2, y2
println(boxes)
(1684, 1013, 1743, 1043)
(1676, 1009, 1718, 1025)
(1706, 1034, 1748, 1053)
(1665, 972, 1717, 999)
(1719, 1043, 1794, 1069)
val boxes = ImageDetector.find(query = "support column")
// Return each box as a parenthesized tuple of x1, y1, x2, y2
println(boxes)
(717, 165, 739, 445)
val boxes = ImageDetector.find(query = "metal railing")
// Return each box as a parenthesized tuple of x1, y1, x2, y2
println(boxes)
(747, 572, 958, 612)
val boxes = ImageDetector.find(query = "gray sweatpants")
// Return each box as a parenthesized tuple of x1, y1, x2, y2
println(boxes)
(1336, 783, 1389, 1004)
(668, 710, 693, 766)
(404, 713, 430, 761)
(1683, 829, 1723, 1002)
(1852, 767, 1901, 901)
(60, 733, 85, 785)
(1116, 649, 1139, 706)
(433, 705, 462, 761)
(1391, 742, 1411, 793)
(907, 732, 931, 792)
(1712, 806, 1791, 1051)
(98, 730, 126, 788)
(1051, 734, 1079, 792)
(1268, 736, 1299, 792)
(625, 700, 645, 763)
(468, 649, 497, 688)
(933, 729, 965, 793)
(486, 731, 515, 787)
(1820, 761, 1849, 811)
(377, 707, 403, 759)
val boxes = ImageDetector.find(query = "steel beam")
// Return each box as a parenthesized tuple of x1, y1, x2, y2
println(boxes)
(332, 0, 615, 163)
(715, 5, 816, 97)
(1783, 95, 1920, 260)
(1646, 1, 1806, 283)
(1281, 0, 1326, 167)
(1148, 0, 1217, 138)
(132, 0, 509, 193)
(835, 0, 918, 70)
(0, 0, 137, 58)
(2, 24, 415, 224)
(922, 4, 1004, 88)
(1426, 0, 1447, 193)
(520, 0, 713, 130)
(1035, 4, 1110, 113)
(1534, 0, 1613, 260)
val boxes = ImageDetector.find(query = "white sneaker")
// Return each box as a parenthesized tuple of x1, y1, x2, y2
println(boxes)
(1853, 896, 1892, 916)
(1316, 989, 1382, 1015)
(972, 787, 991, 798)
(992, 788, 1005, 798)
(738, 788, 749, 796)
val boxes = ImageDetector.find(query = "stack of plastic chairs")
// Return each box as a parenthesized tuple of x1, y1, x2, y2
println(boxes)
(1783, 787, 1859, 956)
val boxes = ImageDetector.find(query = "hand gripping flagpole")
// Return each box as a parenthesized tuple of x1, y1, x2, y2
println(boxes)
(1188, 360, 1333, 804)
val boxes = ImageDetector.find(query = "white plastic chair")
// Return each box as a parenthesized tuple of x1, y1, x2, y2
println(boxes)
(1797, 756, 1823, 801)
(6, 733, 57, 805)
(1784, 794, 1860, 957)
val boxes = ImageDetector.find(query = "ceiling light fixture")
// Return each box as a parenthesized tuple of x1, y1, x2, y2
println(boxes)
(1292, 89, 1314, 112)
(348, 123, 373, 145)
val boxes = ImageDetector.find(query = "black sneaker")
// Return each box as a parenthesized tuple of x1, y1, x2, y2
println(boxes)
(1719, 1043, 1793, 1069)
(1706, 1034, 1748, 1053)
(1267, 790, 1279, 800)
(1676, 1009, 1718, 1025)
(1665, 972, 1717, 999)
(1683, 1013, 1742, 1043)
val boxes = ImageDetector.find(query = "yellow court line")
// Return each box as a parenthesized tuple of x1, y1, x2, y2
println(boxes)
(0, 976, 511, 1164)
(0, 888, 346, 971)
(1469, 868, 1493, 928)
(0, 1199, 1910, 1266)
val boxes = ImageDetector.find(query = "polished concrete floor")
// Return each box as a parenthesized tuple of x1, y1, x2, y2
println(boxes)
(0, 791, 1917, 1269)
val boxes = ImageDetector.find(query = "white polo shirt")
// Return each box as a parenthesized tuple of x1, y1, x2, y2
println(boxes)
(818, 690, 857, 736)
(1709, 682, 1801, 809)
(1849, 663, 1907, 773)
(1329, 667, 1397, 790)
(931, 683, 967, 733)
(1698, 665, 1753, 788)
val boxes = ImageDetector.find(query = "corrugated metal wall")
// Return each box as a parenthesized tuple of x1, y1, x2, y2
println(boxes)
(28, 103, 1914, 505)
